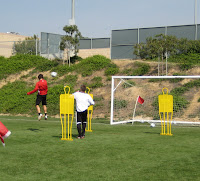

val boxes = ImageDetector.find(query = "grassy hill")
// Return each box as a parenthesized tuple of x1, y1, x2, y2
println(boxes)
(0, 54, 199, 120)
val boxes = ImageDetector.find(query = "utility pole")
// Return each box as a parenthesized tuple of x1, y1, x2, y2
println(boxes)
(195, 0, 198, 40)
(69, 0, 75, 25)
(195, 0, 197, 24)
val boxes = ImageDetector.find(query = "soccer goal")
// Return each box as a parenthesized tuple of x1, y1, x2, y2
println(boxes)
(110, 76, 200, 125)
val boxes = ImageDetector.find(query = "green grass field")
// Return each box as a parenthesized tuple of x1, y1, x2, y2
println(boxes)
(0, 115, 199, 181)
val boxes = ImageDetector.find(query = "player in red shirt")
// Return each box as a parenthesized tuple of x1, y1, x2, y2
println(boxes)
(27, 74, 48, 121)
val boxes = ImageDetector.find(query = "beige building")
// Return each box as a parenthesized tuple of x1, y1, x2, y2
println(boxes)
(0, 33, 28, 57)
(78, 48, 110, 59)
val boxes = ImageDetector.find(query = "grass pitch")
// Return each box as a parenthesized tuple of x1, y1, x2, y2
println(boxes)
(0, 115, 199, 181)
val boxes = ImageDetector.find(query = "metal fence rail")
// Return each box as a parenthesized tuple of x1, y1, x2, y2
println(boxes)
(111, 24, 200, 59)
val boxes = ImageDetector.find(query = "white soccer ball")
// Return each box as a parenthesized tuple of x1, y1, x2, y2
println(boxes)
(150, 123, 155, 127)
(51, 72, 57, 77)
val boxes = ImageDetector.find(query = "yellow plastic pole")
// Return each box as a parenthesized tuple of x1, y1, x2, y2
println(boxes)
(163, 112, 166, 135)
(86, 87, 93, 132)
(60, 114, 64, 139)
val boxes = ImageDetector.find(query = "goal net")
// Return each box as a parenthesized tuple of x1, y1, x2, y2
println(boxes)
(110, 76, 200, 125)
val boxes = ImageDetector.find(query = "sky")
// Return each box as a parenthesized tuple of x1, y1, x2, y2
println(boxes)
(1, 0, 200, 38)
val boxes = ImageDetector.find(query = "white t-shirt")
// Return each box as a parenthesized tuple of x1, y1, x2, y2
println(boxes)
(73, 91, 95, 112)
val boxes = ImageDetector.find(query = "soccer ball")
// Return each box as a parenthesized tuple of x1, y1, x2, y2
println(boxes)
(51, 72, 57, 77)
(150, 123, 155, 127)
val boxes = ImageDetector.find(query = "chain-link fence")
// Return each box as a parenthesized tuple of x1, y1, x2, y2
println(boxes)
(0, 39, 40, 58)
(111, 24, 200, 59)
(1, 24, 199, 60)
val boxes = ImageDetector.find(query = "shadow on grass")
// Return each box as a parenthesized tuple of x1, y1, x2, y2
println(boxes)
(144, 132, 160, 135)
(27, 128, 41, 132)
(52, 134, 79, 139)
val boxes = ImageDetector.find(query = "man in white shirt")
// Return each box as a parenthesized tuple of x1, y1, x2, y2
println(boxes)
(73, 85, 95, 139)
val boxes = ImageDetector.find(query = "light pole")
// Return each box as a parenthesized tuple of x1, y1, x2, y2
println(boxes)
(69, 0, 75, 25)
(195, 0, 198, 40)
(195, 0, 197, 24)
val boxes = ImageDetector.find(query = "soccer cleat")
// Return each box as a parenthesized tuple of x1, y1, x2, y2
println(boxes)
(45, 115, 48, 120)
(38, 114, 42, 121)
(81, 134, 85, 138)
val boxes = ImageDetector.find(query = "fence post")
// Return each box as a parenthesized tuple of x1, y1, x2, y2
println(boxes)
(39, 40, 41, 56)
(36, 39, 38, 55)
(47, 34, 49, 59)
(195, 24, 198, 40)
(110, 34, 112, 59)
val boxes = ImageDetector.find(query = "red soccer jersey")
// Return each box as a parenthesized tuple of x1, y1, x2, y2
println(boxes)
(27, 79, 48, 95)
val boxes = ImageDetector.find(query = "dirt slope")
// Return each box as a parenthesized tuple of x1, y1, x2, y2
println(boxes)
(0, 60, 199, 121)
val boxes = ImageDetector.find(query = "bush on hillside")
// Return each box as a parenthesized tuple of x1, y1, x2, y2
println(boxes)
(122, 62, 150, 76)
(60, 75, 78, 89)
(0, 81, 35, 114)
(0, 54, 58, 80)
(104, 63, 119, 76)
(89, 76, 103, 88)
(132, 62, 150, 75)
(75, 55, 111, 77)
(51, 55, 114, 77)
(70, 55, 83, 64)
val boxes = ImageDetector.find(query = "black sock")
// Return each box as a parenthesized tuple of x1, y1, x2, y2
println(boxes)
(38, 113, 41, 115)
(77, 124, 81, 137)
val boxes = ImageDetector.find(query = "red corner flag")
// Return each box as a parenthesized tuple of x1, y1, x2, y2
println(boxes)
(138, 96, 144, 104)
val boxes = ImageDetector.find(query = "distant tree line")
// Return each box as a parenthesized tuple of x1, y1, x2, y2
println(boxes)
(134, 34, 200, 60)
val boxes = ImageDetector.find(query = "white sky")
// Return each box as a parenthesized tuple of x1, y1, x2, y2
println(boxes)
(0, 0, 199, 38)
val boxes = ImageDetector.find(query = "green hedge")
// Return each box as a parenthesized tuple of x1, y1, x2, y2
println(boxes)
(0, 54, 58, 80)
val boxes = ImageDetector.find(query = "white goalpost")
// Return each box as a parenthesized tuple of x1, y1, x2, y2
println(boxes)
(110, 75, 200, 125)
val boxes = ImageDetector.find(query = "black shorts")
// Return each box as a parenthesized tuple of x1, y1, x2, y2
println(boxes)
(36, 95, 47, 105)
(76, 110, 87, 124)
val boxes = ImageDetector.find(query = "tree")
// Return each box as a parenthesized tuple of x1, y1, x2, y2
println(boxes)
(60, 25, 82, 65)
(13, 35, 39, 55)
(134, 34, 178, 75)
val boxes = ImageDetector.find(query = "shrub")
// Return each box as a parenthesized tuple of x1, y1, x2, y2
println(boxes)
(0, 54, 58, 80)
(70, 55, 83, 63)
(179, 63, 193, 71)
(169, 73, 185, 83)
(94, 103, 104, 108)
(106, 76, 112, 81)
(114, 99, 128, 108)
(74, 55, 111, 77)
(131, 62, 150, 76)
(122, 68, 132, 75)
(89, 76, 103, 88)
(169, 53, 200, 65)
(172, 95, 189, 112)
(104, 63, 119, 76)
(122, 62, 150, 76)
(51, 64, 75, 76)
(93, 96, 104, 102)
(0, 81, 35, 114)
(122, 80, 136, 88)
(60, 75, 78, 88)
